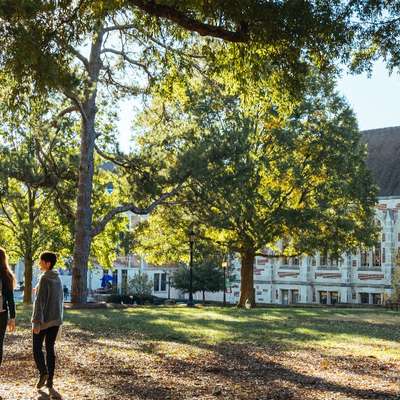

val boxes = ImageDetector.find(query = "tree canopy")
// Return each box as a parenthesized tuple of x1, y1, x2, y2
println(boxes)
(0, 1, 393, 305)
(133, 70, 378, 307)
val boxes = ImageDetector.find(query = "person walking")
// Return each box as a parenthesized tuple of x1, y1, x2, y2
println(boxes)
(63, 285, 69, 302)
(32, 251, 63, 390)
(0, 247, 16, 367)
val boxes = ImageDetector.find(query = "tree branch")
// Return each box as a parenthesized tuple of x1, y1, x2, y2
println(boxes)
(0, 198, 18, 229)
(128, 0, 248, 42)
(69, 46, 90, 72)
(100, 66, 148, 95)
(91, 185, 184, 237)
(101, 47, 154, 79)
(62, 89, 88, 123)
(94, 143, 132, 168)
(51, 105, 79, 128)
(104, 24, 137, 33)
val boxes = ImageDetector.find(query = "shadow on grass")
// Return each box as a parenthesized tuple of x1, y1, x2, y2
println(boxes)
(62, 306, 400, 349)
(7, 305, 400, 399)
(60, 331, 399, 400)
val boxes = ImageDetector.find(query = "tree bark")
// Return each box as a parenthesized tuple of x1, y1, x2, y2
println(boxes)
(71, 27, 104, 304)
(23, 188, 35, 304)
(23, 254, 33, 304)
(237, 248, 256, 308)
(70, 103, 96, 303)
(127, 1, 248, 42)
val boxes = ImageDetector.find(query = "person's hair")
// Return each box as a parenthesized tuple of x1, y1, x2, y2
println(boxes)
(40, 251, 57, 269)
(0, 247, 16, 289)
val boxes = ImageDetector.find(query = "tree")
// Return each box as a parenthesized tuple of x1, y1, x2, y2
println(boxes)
(0, 97, 77, 303)
(172, 260, 225, 304)
(128, 271, 153, 299)
(134, 71, 378, 308)
(0, 2, 361, 304)
(348, 2, 400, 74)
(0, 89, 133, 301)
(0, 2, 355, 89)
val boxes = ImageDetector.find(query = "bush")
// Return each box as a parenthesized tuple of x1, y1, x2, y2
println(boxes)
(128, 272, 153, 298)
(106, 294, 166, 305)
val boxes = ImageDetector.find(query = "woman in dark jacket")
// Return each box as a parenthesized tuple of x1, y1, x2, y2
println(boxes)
(0, 247, 16, 367)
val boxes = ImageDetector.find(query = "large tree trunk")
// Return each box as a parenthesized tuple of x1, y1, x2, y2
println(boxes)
(238, 248, 256, 308)
(23, 254, 33, 304)
(71, 27, 104, 304)
(70, 104, 96, 304)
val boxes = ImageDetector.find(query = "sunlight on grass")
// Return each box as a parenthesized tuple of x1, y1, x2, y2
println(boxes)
(15, 304, 400, 362)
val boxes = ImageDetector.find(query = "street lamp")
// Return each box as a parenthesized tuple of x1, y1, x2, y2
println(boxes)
(187, 228, 195, 307)
(221, 259, 228, 306)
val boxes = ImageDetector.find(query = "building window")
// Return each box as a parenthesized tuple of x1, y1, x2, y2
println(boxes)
(360, 292, 369, 304)
(311, 256, 316, 266)
(330, 292, 339, 305)
(382, 233, 385, 242)
(352, 260, 357, 267)
(292, 257, 299, 266)
(398, 232, 400, 242)
(292, 289, 299, 304)
(372, 293, 382, 305)
(281, 289, 289, 305)
(161, 273, 167, 291)
(382, 247, 386, 264)
(154, 272, 167, 292)
(329, 256, 338, 267)
(319, 291, 327, 304)
(373, 243, 381, 267)
(360, 250, 369, 267)
(154, 273, 160, 292)
(320, 252, 327, 267)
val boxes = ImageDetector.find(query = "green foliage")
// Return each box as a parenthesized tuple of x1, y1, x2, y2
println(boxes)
(350, 2, 400, 73)
(0, 1, 390, 305)
(172, 261, 225, 296)
(134, 203, 228, 269)
(0, 2, 358, 105)
(0, 94, 77, 263)
(128, 271, 153, 298)
(392, 252, 400, 302)
(135, 71, 378, 260)
(90, 160, 130, 268)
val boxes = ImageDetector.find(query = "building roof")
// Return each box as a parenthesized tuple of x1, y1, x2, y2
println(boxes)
(362, 126, 400, 197)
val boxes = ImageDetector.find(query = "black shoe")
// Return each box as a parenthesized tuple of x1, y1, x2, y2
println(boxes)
(46, 379, 53, 389)
(36, 373, 48, 389)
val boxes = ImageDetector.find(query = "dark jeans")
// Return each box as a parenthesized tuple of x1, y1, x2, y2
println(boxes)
(0, 311, 7, 366)
(33, 326, 60, 382)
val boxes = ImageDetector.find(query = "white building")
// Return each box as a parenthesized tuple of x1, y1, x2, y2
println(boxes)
(226, 127, 400, 305)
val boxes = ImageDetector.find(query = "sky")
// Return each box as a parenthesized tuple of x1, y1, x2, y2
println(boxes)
(336, 60, 400, 131)
(117, 60, 400, 148)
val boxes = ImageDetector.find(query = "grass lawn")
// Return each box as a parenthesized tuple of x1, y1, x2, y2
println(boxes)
(1, 305, 400, 399)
